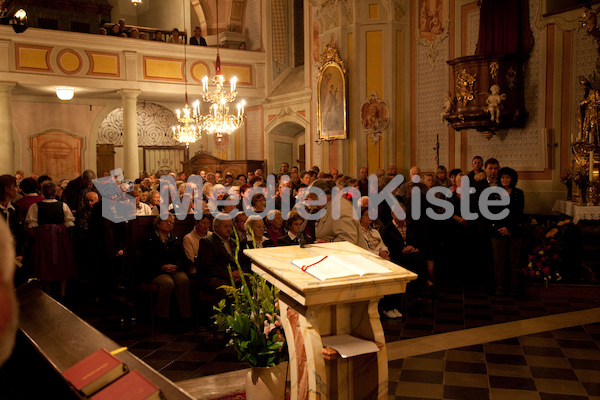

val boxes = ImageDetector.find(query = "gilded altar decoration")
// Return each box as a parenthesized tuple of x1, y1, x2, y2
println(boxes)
(317, 43, 347, 141)
(489, 61, 499, 80)
(361, 92, 390, 145)
(506, 67, 517, 89)
(581, 7, 599, 34)
(455, 69, 477, 106)
(569, 74, 600, 204)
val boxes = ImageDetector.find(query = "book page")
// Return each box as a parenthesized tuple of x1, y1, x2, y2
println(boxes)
(330, 254, 392, 276)
(291, 256, 355, 280)
(321, 334, 380, 358)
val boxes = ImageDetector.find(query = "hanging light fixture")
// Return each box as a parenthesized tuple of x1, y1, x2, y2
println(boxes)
(131, 0, 142, 5)
(173, 0, 246, 146)
(172, 0, 200, 146)
(193, 0, 245, 144)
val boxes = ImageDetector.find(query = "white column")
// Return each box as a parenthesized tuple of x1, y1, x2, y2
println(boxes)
(118, 89, 141, 180)
(0, 82, 16, 175)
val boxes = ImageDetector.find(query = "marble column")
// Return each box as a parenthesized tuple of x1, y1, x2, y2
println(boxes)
(0, 82, 16, 175)
(118, 89, 141, 180)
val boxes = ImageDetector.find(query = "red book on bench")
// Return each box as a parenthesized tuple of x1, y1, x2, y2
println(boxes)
(62, 348, 128, 396)
(91, 370, 162, 400)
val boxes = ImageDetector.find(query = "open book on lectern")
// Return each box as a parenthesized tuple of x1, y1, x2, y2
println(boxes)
(291, 254, 392, 281)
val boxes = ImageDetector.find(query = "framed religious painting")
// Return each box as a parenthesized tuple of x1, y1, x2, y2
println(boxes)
(317, 44, 347, 141)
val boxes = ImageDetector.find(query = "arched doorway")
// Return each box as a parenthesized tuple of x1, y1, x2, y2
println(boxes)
(97, 102, 186, 175)
(265, 108, 309, 174)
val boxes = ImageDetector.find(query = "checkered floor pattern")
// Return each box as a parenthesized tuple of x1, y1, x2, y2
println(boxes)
(388, 324, 600, 400)
(69, 285, 600, 398)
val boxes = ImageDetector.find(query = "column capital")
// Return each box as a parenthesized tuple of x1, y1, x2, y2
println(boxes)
(118, 89, 141, 99)
(0, 82, 16, 92)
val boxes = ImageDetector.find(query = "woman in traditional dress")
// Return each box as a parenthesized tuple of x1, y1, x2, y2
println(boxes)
(25, 181, 76, 299)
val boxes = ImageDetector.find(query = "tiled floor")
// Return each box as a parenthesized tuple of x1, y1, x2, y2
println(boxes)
(69, 284, 600, 399)
(389, 324, 600, 400)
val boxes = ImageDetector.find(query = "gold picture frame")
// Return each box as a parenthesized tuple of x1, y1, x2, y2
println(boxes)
(317, 45, 347, 141)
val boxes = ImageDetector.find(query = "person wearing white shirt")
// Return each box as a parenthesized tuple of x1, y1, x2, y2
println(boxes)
(25, 181, 76, 299)
(130, 188, 152, 216)
(183, 214, 212, 274)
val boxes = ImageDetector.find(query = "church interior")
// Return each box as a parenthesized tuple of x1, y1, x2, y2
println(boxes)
(0, 0, 600, 399)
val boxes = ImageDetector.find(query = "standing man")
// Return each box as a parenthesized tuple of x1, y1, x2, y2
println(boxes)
(468, 156, 484, 184)
(189, 26, 207, 46)
(280, 162, 290, 175)
(358, 167, 369, 196)
(473, 157, 501, 293)
(63, 170, 96, 213)
(475, 158, 500, 191)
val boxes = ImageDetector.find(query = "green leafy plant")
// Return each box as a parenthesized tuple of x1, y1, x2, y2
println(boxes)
(213, 231, 285, 367)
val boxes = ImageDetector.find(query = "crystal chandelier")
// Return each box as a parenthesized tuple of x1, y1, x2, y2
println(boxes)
(172, 0, 200, 146)
(172, 0, 245, 146)
(194, 59, 245, 142)
(192, 0, 245, 144)
(172, 103, 199, 145)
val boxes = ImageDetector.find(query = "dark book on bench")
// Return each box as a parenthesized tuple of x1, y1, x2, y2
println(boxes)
(91, 370, 162, 400)
(62, 348, 128, 396)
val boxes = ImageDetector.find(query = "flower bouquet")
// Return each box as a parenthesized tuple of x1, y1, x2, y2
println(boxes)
(212, 236, 285, 367)
(522, 218, 578, 285)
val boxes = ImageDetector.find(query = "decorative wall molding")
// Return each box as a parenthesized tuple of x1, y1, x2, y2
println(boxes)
(534, 0, 585, 31)
(416, 0, 450, 65)
(361, 92, 390, 145)
(265, 107, 310, 134)
(98, 102, 180, 147)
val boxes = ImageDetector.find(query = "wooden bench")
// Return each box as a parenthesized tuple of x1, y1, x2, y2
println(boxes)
(14, 280, 195, 399)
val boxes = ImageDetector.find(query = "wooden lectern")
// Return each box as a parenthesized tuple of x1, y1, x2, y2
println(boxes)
(244, 242, 418, 400)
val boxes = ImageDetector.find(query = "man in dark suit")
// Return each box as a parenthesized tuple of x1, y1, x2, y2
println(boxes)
(62, 170, 96, 214)
(472, 157, 501, 292)
(380, 204, 429, 317)
(189, 26, 207, 46)
(196, 214, 245, 297)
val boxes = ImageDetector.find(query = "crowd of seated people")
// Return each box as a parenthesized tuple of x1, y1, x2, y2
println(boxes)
(0, 156, 525, 326)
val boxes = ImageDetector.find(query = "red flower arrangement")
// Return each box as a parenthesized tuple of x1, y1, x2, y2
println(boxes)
(522, 218, 574, 284)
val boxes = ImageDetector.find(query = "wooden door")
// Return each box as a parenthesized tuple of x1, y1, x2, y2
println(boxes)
(96, 144, 115, 177)
(297, 144, 306, 172)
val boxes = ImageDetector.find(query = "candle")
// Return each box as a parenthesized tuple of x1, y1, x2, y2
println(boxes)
(237, 102, 241, 117)
(176, 109, 180, 118)
(202, 76, 208, 92)
(591, 151, 595, 182)
(241, 99, 245, 115)
(231, 77, 237, 92)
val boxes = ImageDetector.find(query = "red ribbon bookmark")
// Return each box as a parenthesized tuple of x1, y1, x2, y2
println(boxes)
(301, 256, 328, 272)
